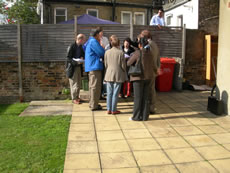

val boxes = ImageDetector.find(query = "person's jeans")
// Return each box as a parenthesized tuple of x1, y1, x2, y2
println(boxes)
(106, 82, 121, 112)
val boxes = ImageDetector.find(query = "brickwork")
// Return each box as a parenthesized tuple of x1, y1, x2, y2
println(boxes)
(115, 7, 147, 24)
(0, 62, 70, 103)
(199, 0, 219, 35)
(0, 63, 19, 98)
(184, 29, 206, 85)
(50, 4, 113, 22)
(44, 0, 153, 24)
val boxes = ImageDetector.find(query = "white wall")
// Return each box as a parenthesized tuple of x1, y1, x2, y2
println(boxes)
(164, 0, 199, 29)
(216, 0, 230, 115)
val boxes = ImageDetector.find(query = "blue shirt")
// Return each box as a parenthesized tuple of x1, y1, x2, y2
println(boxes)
(85, 37, 105, 72)
(150, 15, 165, 26)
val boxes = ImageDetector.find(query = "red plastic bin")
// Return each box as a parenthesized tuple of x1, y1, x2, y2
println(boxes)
(156, 57, 176, 92)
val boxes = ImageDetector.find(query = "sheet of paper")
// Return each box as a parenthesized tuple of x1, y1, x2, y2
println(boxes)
(124, 54, 130, 58)
(73, 58, 84, 63)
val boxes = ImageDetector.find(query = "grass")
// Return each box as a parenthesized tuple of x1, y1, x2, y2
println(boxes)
(0, 103, 71, 173)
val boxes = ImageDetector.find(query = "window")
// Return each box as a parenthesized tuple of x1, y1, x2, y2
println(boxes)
(177, 15, 183, 27)
(134, 12, 145, 25)
(121, 11, 132, 24)
(166, 14, 173, 26)
(54, 8, 67, 24)
(87, 9, 98, 18)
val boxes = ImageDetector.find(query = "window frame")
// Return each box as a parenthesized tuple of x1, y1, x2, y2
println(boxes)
(54, 7, 67, 24)
(134, 12, 145, 25)
(86, 9, 99, 18)
(166, 14, 173, 26)
(121, 11, 132, 24)
(177, 15, 183, 27)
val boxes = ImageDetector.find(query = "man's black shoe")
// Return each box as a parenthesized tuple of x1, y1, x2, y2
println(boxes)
(150, 111, 156, 114)
(100, 96, 106, 100)
(91, 104, 103, 111)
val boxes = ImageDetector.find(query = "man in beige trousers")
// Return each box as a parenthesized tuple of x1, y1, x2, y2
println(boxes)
(67, 34, 86, 104)
(85, 29, 105, 111)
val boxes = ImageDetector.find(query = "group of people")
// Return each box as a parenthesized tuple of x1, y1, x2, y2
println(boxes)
(67, 20, 162, 121)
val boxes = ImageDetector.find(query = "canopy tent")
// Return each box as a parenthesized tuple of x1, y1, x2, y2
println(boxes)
(59, 14, 119, 24)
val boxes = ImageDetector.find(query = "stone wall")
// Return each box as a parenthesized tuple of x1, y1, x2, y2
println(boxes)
(184, 29, 206, 85)
(0, 62, 70, 103)
(199, 0, 219, 36)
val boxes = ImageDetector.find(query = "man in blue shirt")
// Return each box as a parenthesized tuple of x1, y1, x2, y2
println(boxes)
(85, 28, 105, 111)
(150, 9, 165, 29)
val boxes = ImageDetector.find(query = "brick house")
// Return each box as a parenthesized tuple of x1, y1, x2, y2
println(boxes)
(163, 0, 219, 35)
(39, 0, 164, 25)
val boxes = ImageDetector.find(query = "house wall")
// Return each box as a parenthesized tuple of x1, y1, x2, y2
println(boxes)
(164, 0, 219, 35)
(43, 0, 152, 24)
(216, 1, 230, 115)
(184, 29, 206, 85)
(115, 7, 147, 25)
(48, 4, 113, 23)
(164, 0, 199, 29)
(199, 0, 219, 36)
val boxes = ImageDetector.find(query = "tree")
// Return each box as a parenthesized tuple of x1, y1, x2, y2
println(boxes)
(0, 0, 8, 24)
(0, 0, 40, 24)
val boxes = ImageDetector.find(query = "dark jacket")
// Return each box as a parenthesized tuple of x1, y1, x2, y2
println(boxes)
(67, 42, 85, 67)
(122, 45, 135, 56)
(66, 42, 85, 77)
(127, 49, 155, 82)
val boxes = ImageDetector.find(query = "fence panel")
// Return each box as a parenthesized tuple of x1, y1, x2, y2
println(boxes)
(133, 25, 183, 58)
(21, 24, 75, 62)
(0, 24, 183, 62)
(77, 24, 130, 42)
(0, 25, 18, 62)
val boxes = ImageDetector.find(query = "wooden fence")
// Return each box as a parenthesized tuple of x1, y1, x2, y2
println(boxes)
(0, 23, 185, 102)
(0, 24, 184, 62)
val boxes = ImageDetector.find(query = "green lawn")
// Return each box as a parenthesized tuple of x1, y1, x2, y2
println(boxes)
(0, 103, 71, 173)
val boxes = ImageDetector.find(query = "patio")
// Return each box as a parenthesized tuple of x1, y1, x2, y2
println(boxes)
(63, 90, 230, 173)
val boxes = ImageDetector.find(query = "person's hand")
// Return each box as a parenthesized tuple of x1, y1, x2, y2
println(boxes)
(100, 40, 105, 48)
(79, 57, 84, 64)
(158, 24, 162, 29)
(157, 68, 162, 76)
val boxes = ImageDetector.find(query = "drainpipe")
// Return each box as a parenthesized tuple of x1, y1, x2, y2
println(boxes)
(178, 24, 186, 91)
(41, 0, 43, 24)
(147, 7, 152, 25)
(112, 0, 116, 21)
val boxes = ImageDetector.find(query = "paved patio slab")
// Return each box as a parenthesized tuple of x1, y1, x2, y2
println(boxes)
(20, 100, 72, 116)
(56, 91, 230, 173)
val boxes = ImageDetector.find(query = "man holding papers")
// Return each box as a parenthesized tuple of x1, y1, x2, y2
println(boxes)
(67, 34, 86, 104)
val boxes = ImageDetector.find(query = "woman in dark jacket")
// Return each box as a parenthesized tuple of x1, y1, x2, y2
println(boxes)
(127, 37, 156, 121)
(120, 37, 135, 98)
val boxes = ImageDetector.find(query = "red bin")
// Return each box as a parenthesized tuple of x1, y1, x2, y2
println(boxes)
(156, 57, 176, 92)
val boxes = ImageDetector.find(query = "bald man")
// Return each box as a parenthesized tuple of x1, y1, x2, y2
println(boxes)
(67, 34, 86, 104)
